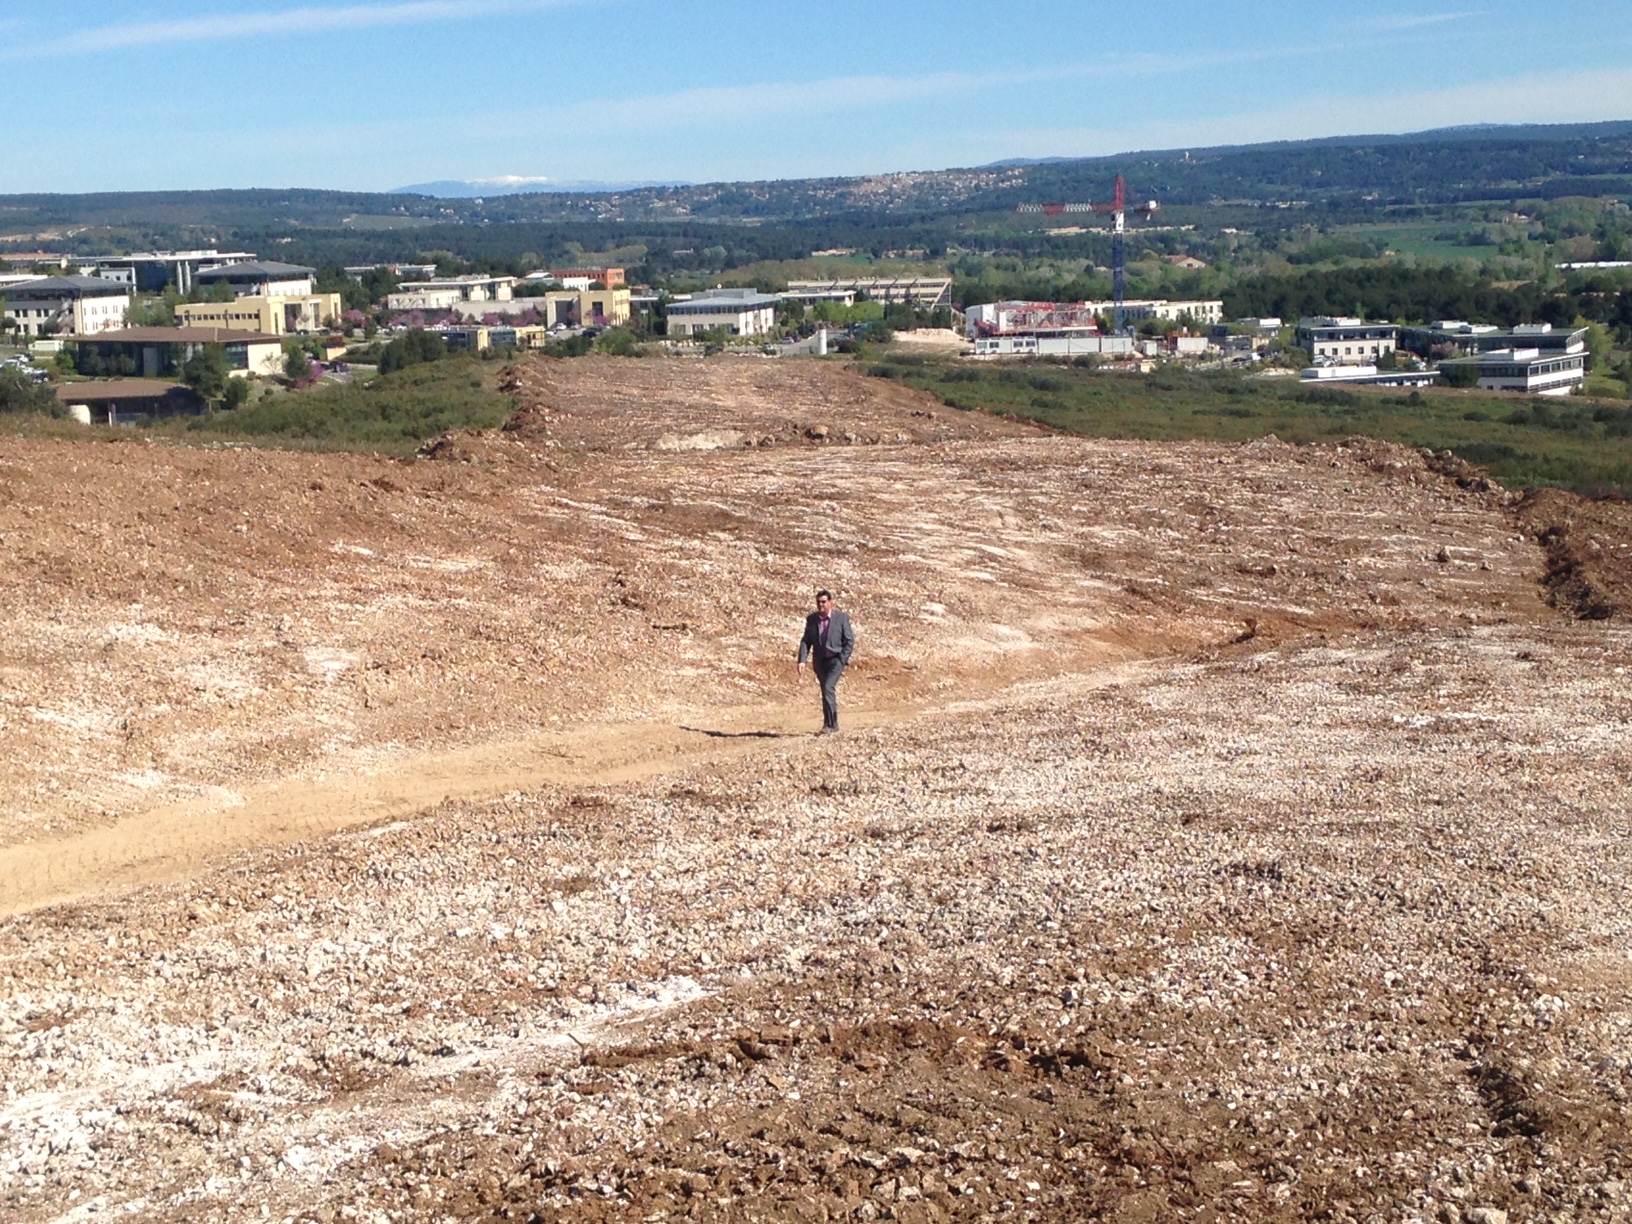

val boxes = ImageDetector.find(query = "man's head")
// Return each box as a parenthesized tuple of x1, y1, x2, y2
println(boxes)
(815, 589, 833, 613)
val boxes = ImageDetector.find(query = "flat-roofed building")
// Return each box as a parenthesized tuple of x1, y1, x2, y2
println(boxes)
(3, 276, 129, 337)
(195, 261, 316, 298)
(387, 275, 516, 312)
(545, 266, 626, 287)
(1439, 347, 1586, 396)
(56, 379, 202, 423)
(973, 334, 1134, 357)
(1296, 316, 1398, 365)
(344, 262, 437, 280)
(174, 293, 341, 335)
(966, 301, 1103, 338)
(1401, 320, 1588, 360)
(666, 288, 781, 337)
(445, 287, 630, 327)
(1299, 364, 1439, 388)
(1127, 298, 1224, 324)
(780, 286, 857, 309)
(91, 249, 258, 293)
(785, 277, 952, 309)
(71, 327, 284, 378)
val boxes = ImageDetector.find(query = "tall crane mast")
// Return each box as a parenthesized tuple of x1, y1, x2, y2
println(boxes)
(1018, 174, 1159, 334)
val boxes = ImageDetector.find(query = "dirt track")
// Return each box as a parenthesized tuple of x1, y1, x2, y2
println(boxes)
(2, 355, 1630, 1223)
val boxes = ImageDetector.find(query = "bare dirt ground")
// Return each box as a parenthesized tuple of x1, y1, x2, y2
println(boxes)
(2, 355, 1630, 1223)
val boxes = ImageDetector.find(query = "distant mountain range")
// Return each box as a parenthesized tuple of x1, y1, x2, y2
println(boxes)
(393, 177, 690, 198)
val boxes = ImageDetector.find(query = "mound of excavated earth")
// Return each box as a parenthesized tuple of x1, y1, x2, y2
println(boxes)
(2, 355, 1629, 1223)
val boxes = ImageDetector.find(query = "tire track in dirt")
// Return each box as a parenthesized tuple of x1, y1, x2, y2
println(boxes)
(0, 665, 1156, 919)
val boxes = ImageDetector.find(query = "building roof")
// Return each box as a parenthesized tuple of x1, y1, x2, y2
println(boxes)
(55, 379, 200, 403)
(670, 288, 782, 312)
(97, 250, 257, 264)
(786, 277, 952, 289)
(76, 326, 284, 345)
(399, 274, 515, 287)
(1440, 347, 1585, 368)
(195, 261, 315, 282)
(4, 275, 131, 299)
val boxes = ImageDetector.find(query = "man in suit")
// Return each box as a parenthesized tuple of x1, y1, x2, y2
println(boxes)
(797, 589, 855, 734)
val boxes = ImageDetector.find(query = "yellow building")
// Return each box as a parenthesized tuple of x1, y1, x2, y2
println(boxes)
(173, 293, 341, 335)
(436, 287, 631, 328)
(532, 287, 630, 328)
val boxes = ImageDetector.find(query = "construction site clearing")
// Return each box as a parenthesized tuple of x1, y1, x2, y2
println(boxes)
(2, 355, 1631, 1224)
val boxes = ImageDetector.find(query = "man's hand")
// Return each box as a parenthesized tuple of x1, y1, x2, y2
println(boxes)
(797, 660, 807, 678)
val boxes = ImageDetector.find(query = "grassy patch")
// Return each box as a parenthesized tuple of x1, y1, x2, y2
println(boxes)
(868, 357, 1632, 495)
(167, 358, 513, 452)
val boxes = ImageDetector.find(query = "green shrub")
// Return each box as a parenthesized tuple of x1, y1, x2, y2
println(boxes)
(179, 357, 508, 450)
(593, 327, 645, 357)
(0, 369, 60, 417)
(378, 329, 448, 374)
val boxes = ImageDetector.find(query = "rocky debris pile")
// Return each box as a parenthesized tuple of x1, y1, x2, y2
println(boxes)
(1514, 487, 1632, 621)
(2, 624, 1631, 1222)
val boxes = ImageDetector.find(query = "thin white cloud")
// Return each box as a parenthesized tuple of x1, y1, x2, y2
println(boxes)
(1368, 11, 1477, 32)
(0, 0, 586, 59)
(468, 52, 1297, 139)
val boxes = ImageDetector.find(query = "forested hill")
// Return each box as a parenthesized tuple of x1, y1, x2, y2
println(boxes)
(3, 121, 1631, 245)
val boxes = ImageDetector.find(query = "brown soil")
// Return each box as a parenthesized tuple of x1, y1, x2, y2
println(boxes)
(3, 355, 1629, 1224)
(1512, 486, 1632, 619)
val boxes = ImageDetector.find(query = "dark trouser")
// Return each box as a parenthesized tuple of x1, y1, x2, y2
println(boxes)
(815, 656, 845, 729)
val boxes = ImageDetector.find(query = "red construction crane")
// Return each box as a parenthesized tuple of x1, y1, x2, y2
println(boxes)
(1018, 174, 1158, 333)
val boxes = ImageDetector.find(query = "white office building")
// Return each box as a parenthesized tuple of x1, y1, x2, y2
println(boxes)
(195, 261, 317, 298)
(1440, 348, 1586, 396)
(666, 288, 781, 337)
(784, 277, 952, 309)
(387, 275, 517, 312)
(973, 334, 1134, 358)
(3, 276, 130, 337)
(1296, 316, 1399, 365)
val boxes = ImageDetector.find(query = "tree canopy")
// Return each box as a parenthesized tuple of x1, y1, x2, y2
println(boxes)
(378, 329, 447, 373)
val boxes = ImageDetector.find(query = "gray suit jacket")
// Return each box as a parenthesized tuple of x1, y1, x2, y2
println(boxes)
(799, 609, 855, 666)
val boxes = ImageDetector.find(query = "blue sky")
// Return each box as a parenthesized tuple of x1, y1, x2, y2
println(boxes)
(3, 0, 1631, 193)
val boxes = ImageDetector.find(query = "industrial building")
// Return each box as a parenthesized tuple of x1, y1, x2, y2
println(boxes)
(1295, 316, 1399, 365)
(174, 292, 342, 335)
(91, 249, 258, 294)
(784, 277, 952, 309)
(70, 327, 285, 378)
(666, 288, 781, 337)
(3, 276, 130, 337)
(1438, 348, 1586, 396)
(195, 261, 317, 298)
